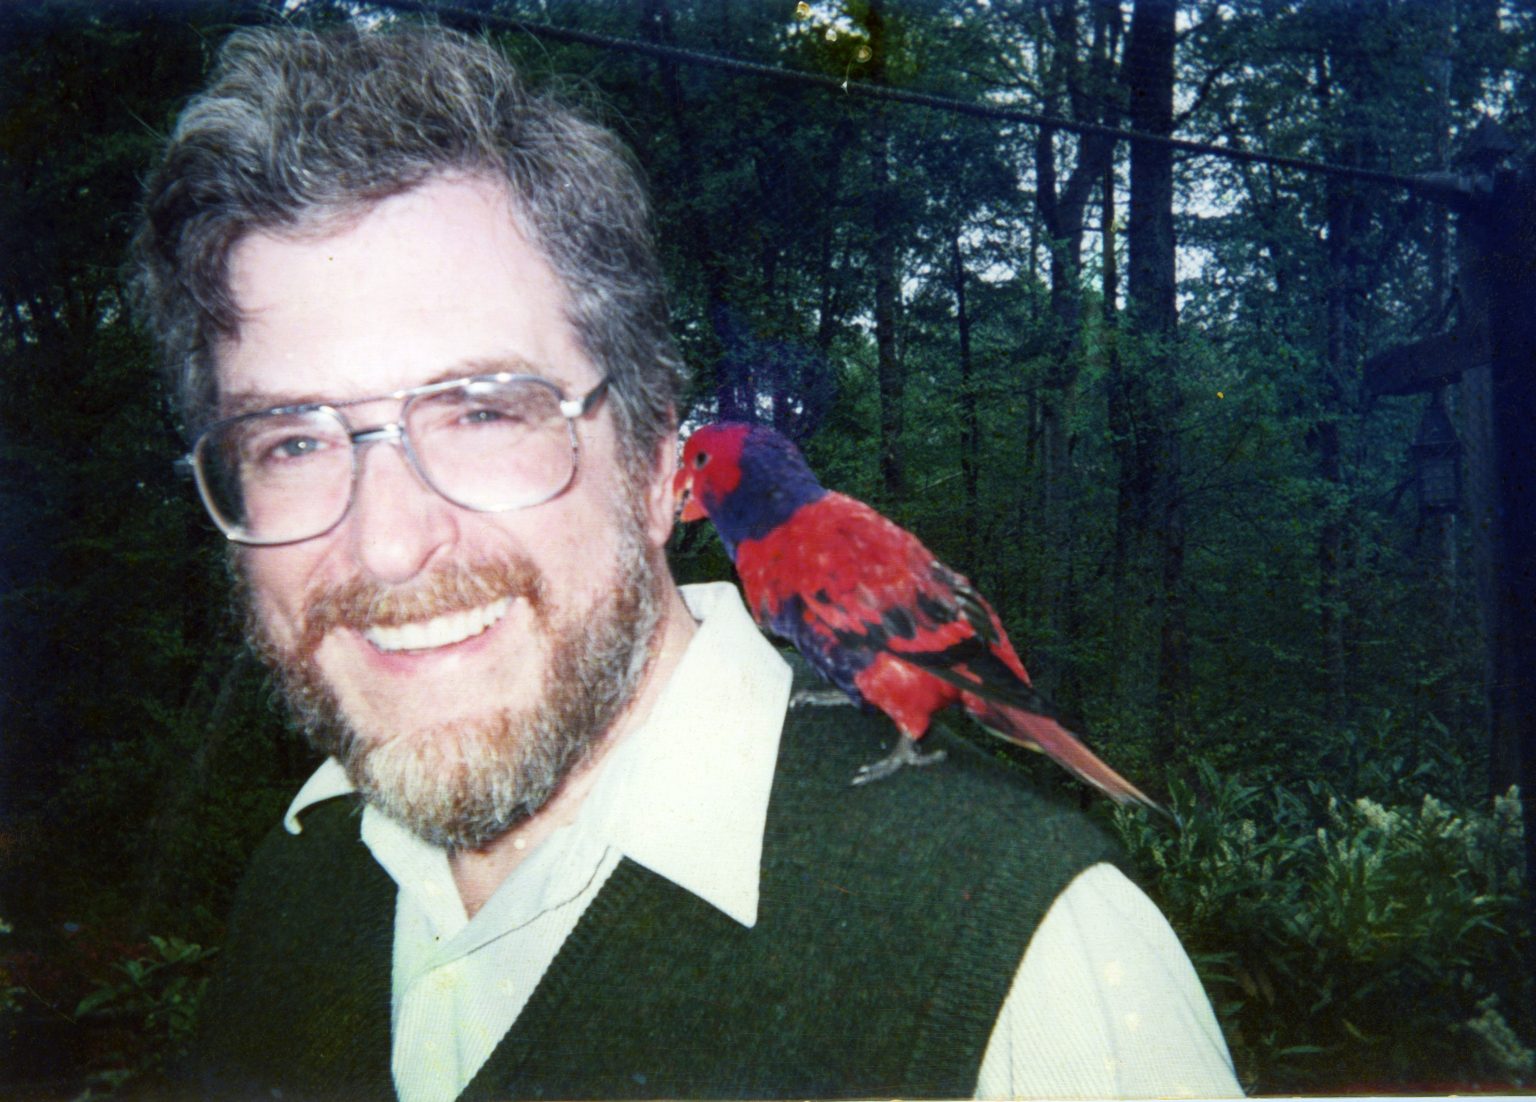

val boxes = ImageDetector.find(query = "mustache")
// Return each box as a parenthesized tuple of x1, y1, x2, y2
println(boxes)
(296, 557, 547, 658)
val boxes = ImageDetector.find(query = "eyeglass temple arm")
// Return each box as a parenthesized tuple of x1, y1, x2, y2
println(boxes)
(559, 376, 610, 420)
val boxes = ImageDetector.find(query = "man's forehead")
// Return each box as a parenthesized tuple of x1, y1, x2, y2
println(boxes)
(210, 175, 596, 421)
(215, 356, 587, 418)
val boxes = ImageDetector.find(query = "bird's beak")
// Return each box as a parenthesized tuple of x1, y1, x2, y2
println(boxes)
(672, 468, 706, 522)
(672, 467, 690, 519)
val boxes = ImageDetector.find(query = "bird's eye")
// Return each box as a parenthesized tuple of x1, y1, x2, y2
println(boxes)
(693, 451, 709, 468)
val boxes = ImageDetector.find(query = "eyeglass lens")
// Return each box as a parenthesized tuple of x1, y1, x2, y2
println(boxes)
(194, 377, 578, 545)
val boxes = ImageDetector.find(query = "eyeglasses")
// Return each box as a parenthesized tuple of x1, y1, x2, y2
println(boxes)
(184, 373, 611, 546)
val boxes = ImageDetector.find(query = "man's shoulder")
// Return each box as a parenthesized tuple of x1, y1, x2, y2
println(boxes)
(243, 792, 368, 884)
(727, 650, 1133, 1095)
(183, 793, 396, 1099)
(770, 649, 1126, 871)
(224, 793, 393, 956)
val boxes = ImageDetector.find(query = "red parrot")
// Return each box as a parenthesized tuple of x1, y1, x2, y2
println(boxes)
(674, 421, 1159, 809)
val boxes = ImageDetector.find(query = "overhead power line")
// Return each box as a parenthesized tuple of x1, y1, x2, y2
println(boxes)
(379, 0, 1430, 192)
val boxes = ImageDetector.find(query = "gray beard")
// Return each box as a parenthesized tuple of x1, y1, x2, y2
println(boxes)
(243, 514, 662, 851)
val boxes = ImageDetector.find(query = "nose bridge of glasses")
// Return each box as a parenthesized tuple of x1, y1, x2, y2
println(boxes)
(349, 421, 406, 448)
(348, 419, 437, 496)
(346, 418, 440, 501)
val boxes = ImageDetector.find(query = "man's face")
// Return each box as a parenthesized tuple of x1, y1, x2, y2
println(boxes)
(219, 175, 674, 849)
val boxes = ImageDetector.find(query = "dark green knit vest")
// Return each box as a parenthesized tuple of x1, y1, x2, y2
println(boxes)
(185, 658, 1124, 1100)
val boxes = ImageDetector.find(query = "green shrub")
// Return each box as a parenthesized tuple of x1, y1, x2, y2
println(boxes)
(70, 935, 218, 1098)
(1116, 761, 1531, 1092)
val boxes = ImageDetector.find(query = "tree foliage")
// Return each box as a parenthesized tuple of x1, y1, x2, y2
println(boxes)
(3, 0, 1532, 1094)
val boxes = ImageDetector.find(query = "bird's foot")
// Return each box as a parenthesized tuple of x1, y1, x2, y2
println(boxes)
(851, 737, 947, 786)
(790, 687, 853, 709)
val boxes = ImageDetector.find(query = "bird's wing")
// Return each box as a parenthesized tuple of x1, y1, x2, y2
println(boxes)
(734, 493, 1052, 715)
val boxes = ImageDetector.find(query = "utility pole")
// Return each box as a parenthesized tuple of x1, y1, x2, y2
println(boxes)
(1366, 120, 1536, 916)
(1469, 148, 1536, 899)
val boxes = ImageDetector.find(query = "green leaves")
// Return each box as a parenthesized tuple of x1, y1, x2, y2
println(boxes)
(73, 934, 216, 1020)
(1117, 767, 1532, 1091)
(69, 935, 219, 1097)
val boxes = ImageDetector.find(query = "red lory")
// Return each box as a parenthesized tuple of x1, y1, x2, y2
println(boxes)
(674, 421, 1159, 810)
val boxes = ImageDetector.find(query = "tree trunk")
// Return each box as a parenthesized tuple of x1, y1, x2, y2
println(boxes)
(952, 230, 979, 568)
(813, 114, 859, 359)
(644, 0, 736, 415)
(1103, 150, 1133, 699)
(1315, 39, 1372, 729)
(1030, 0, 1121, 692)
(1123, 0, 1185, 745)
(867, 1, 906, 501)
(1423, 13, 1459, 650)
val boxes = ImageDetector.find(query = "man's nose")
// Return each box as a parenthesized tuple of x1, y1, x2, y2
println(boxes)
(344, 437, 458, 584)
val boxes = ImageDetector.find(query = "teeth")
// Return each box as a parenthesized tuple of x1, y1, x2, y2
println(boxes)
(364, 597, 511, 653)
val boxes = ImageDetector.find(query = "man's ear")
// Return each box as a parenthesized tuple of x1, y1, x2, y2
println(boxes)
(641, 424, 681, 550)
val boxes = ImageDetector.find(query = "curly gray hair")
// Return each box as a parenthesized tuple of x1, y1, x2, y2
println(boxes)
(133, 22, 686, 478)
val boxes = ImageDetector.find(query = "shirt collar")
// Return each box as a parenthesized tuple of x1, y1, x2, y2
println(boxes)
(281, 581, 791, 929)
(284, 755, 352, 834)
(582, 581, 789, 927)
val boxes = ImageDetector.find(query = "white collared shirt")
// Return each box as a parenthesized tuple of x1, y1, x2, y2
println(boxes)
(285, 582, 1241, 1101)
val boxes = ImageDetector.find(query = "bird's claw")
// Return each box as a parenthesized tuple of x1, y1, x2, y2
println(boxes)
(790, 687, 852, 709)
(850, 738, 947, 786)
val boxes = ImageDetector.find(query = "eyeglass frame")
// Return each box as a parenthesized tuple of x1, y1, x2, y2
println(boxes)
(180, 372, 612, 547)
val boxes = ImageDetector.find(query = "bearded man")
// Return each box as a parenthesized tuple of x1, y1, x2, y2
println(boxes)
(134, 21, 1240, 1101)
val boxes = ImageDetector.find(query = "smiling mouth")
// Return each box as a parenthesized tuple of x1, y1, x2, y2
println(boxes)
(362, 597, 512, 653)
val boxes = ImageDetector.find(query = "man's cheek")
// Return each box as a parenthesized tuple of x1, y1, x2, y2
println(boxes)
(240, 552, 312, 655)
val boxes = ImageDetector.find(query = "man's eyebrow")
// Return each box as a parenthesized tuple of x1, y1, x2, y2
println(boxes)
(217, 387, 330, 419)
(216, 356, 568, 419)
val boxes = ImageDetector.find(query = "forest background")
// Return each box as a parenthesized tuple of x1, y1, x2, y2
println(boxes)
(3, 0, 1535, 1096)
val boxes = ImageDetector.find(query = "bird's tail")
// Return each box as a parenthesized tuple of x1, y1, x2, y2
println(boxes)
(968, 698, 1164, 815)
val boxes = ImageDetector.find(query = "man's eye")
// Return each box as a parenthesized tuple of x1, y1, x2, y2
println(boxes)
(462, 407, 518, 425)
(453, 402, 539, 431)
(256, 435, 326, 465)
